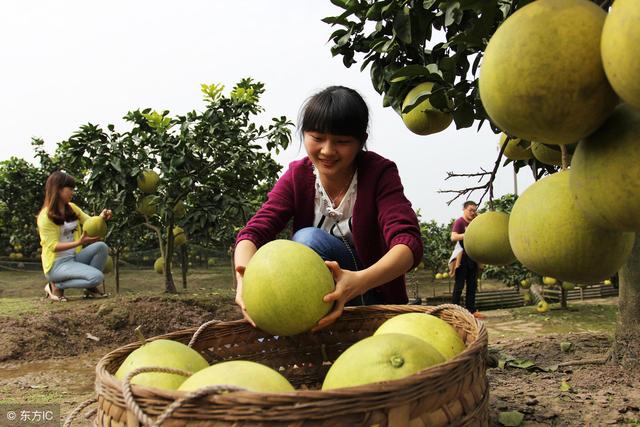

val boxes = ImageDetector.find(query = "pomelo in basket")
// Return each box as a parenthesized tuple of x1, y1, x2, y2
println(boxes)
(373, 313, 465, 360)
(322, 333, 445, 390)
(83, 216, 107, 238)
(178, 360, 294, 393)
(242, 240, 334, 336)
(115, 339, 208, 390)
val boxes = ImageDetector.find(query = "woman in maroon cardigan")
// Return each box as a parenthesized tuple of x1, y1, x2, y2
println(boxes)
(234, 86, 423, 330)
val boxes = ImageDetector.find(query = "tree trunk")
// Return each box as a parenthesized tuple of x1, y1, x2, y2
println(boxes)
(612, 235, 640, 368)
(181, 245, 187, 290)
(164, 219, 177, 294)
(560, 286, 568, 310)
(114, 250, 120, 294)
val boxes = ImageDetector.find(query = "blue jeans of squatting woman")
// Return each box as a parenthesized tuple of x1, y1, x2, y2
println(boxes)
(46, 242, 108, 289)
(291, 227, 384, 306)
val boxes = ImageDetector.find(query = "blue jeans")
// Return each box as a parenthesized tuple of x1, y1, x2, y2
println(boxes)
(46, 242, 108, 289)
(291, 227, 384, 305)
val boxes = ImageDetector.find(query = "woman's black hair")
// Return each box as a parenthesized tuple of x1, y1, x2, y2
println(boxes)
(299, 86, 369, 147)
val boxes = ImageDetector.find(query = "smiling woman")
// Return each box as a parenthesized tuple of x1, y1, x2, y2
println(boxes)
(233, 86, 423, 332)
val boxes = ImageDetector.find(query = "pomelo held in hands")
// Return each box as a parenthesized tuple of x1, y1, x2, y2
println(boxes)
(242, 240, 334, 336)
(83, 216, 107, 239)
(178, 360, 294, 393)
(374, 313, 465, 360)
(322, 333, 445, 390)
(114, 339, 209, 390)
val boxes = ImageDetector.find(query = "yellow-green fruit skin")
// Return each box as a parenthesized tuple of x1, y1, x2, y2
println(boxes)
(136, 196, 158, 217)
(154, 257, 164, 274)
(401, 82, 453, 136)
(509, 171, 635, 283)
(83, 216, 107, 238)
(499, 134, 532, 161)
(571, 105, 640, 231)
(531, 142, 563, 166)
(243, 240, 334, 336)
(601, 0, 640, 109)
(373, 313, 465, 360)
(137, 170, 159, 194)
(479, 0, 617, 145)
(464, 211, 516, 266)
(173, 227, 187, 247)
(322, 333, 445, 390)
(114, 339, 209, 390)
(178, 361, 294, 393)
(103, 256, 113, 274)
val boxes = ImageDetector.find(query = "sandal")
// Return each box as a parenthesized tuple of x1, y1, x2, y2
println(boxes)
(83, 287, 109, 299)
(44, 283, 68, 302)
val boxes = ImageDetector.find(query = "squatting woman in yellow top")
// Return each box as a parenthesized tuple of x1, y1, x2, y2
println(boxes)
(37, 171, 112, 301)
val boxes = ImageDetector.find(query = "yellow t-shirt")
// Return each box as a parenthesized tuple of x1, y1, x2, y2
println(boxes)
(37, 202, 90, 274)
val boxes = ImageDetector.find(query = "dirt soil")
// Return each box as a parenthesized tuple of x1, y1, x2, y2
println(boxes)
(1, 295, 639, 426)
(488, 332, 640, 426)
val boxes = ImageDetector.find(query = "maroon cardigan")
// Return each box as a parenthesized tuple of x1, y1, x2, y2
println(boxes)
(235, 151, 423, 304)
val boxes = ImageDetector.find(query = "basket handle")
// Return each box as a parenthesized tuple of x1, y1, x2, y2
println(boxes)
(188, 319, 222, 347)
(62, 397, 97, 427)
(122, 366, 247, 427)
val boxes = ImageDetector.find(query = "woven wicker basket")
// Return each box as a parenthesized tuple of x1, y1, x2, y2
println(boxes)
(93, 304, 488, 426)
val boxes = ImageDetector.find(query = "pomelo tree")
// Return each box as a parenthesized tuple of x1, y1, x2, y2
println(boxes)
(323, 0, 638, 367)
(0, 156, 48, 259)
(51, 79, 292, 293)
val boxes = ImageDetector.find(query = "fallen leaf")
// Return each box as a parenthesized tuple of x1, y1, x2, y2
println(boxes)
(498, 410, 525, 426)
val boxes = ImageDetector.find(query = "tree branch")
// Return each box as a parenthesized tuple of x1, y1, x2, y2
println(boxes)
(142, 219, 164, 259)
(438, 136, 508, 207)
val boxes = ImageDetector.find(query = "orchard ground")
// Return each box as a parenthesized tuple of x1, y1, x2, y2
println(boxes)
(0, 266, 638, 426)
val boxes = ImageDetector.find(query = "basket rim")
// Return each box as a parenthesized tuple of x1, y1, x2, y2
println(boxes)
(96, 303, 487, 402)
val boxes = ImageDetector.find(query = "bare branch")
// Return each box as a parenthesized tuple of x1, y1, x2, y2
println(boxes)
(438, 136, 508, 207)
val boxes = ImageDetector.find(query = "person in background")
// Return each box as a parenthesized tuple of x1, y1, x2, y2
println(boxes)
(449, 200, 484, 318)
(37, 171, 112, 302)
(233, 86, 423, 330)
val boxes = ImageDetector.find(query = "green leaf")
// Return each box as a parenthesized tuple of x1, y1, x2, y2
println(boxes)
(506, 358, 536, 370)
(498, 411, 524, 426)
(393, 7, 412, 44)
(560, 379, 572, 392)
(389, 64, 432, 83)
(444, 2, 462, 26)
(452, 102, 475, 129)
(560, 341, 573, 352)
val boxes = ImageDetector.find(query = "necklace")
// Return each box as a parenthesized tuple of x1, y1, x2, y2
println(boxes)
(325, 173, 355, 208)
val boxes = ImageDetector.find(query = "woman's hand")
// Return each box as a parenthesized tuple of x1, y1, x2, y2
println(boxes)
(234, 265, 257, 327)
(100, 209, 113, 221)
(312, 261, 367, 332)
(79, 231, 101, 246)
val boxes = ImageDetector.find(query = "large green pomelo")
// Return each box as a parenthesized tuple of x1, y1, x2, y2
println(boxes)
(173, 200, 186, 219)
(243, 240, 334, 336)
(373, 313, 465, 360)
(321, 333, 445, 390)
(499, 134, 532, 161)
(601, 0, 640, 109)
(479, 0, 617, 145)
(137, 170, 160, 194)
(103, 255, 113, 274)
(401, 82, 453, 136)
(464, 211, 516, 266)
(83, 216, 107, 238)
(115, 339, 208, 390)
(178, 360, 294, 393)
(173, 227, 187, 247)
(509, 171, 635, 283)
(154, 257, 164, 274)
(136, 196, 158, 217)
(571, 104, 640, 231)
(531, 142, 563, 166)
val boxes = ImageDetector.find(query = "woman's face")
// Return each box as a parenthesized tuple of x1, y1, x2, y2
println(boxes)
(303, 131, 361, 179)
(58, 186, 74, 204)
